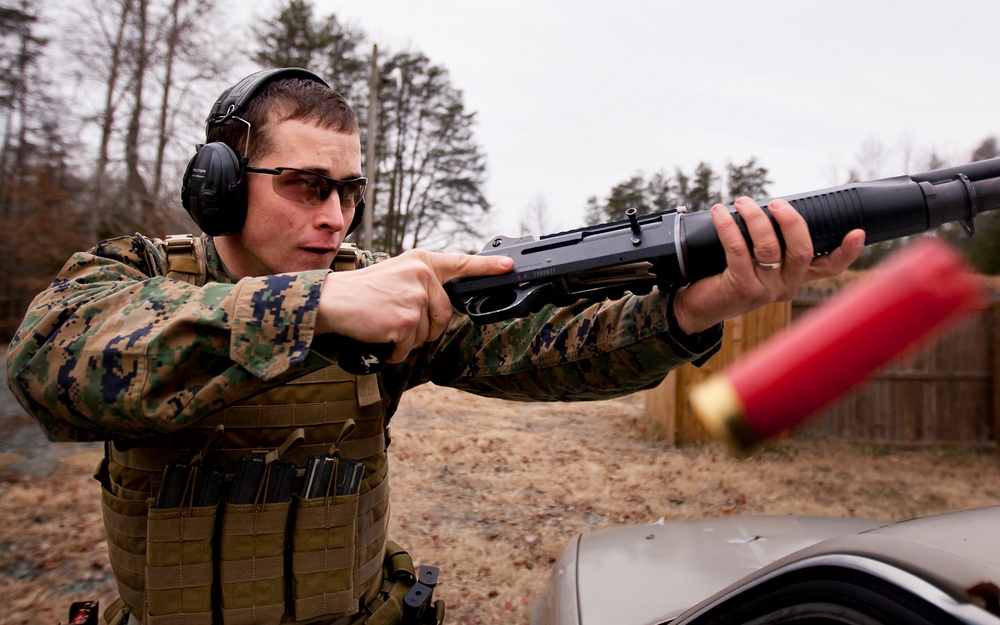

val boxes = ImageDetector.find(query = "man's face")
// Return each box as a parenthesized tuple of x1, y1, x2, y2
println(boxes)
(220, 118, 363, 277)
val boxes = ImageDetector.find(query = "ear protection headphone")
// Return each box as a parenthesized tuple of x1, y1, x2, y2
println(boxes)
(180, 67, 366, 236)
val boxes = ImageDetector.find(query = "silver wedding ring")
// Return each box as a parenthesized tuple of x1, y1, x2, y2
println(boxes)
(756, 260, 783, 270)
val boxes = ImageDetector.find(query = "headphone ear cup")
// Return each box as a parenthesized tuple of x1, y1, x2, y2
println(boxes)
(181, 142, 247, 236)
(346, 198, 365, 236)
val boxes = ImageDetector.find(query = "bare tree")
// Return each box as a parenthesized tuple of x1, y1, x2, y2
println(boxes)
(64, 0, 232, 236)
(152, 0, 182, 203)
(897, 133, 918, 174)
(854, 136, 886, 181)
(0, 0, 41, 216)
(374, 51, 489, 254)
(519, 193, 555, 236)
(83, 0, 134, 235)
(0, 0, 89, 340)
(124, 0, 152, 224)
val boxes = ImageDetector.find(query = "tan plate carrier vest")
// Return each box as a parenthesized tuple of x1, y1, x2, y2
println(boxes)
(98, 236, 392, 625)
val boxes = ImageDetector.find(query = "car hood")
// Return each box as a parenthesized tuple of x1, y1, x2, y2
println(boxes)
(670, 505, 1000, 624)
(534, 507, 1000, 625)
(534, 515, 885, 625)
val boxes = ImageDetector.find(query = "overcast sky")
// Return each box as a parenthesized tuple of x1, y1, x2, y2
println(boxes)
(254, 0, 1000, 240)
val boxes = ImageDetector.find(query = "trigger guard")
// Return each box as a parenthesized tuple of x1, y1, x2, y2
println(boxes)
(466, 282, 553, 324)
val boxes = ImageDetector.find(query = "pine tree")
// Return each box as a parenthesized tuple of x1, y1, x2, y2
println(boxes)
(964, 136, 1000, 274)
(726, 157, 771, 202)
(254, 2, 489, 253)
(688, 162, 721, 213)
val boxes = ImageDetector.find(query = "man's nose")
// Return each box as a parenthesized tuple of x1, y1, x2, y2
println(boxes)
(315, 194, 347, 230)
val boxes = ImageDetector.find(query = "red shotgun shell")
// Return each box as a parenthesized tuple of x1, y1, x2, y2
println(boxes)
(690, 238, 988, 453)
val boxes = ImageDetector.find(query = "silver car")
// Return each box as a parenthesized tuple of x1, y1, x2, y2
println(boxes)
(532, 506, 1000, 625)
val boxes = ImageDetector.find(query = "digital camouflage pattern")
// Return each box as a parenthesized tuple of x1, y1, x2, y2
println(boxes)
(5, 233, 721, 442)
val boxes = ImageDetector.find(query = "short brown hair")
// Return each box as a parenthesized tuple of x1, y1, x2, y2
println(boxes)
(205, 78, 359, 165)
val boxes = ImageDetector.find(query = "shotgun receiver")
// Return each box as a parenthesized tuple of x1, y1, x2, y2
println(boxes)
(444, 158, 1000, 324)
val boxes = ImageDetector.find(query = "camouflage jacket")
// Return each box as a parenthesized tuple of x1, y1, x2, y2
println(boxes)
(5, 234, 722, 442)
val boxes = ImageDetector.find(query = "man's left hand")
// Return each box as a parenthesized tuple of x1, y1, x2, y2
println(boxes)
(671, 197, 866, 335)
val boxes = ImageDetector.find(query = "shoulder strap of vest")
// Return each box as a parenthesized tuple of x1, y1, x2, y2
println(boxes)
(164, 234, 207, 286)
(334, 243, 361, 272)
(164, 237, 354, 284)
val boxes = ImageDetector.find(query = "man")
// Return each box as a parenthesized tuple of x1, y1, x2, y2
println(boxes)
(5, 68, 864, 625)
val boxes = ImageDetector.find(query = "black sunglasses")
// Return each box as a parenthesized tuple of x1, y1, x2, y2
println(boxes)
(245, 166, 367, 209)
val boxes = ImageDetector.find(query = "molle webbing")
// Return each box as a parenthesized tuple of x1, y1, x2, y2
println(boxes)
(103, 365, 390, 623)
(100, 239, 391, 623)
(163, 234, 207, 286)
(107, 366, 385, 478)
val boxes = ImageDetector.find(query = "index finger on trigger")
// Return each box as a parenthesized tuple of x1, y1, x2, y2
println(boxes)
(428, 251, 514, 284)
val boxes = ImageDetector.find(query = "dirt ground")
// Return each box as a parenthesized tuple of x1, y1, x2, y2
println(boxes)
(1, 379, 999, 625)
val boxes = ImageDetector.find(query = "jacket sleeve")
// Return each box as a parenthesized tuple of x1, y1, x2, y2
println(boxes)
(4, 235, 332, 441)
(385, 287, 723, 403)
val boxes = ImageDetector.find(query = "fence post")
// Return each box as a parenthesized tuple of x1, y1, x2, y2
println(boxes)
(643, 301, 792, 444)
(994, 301, 1000, 452)
(643, 371, 677, 446)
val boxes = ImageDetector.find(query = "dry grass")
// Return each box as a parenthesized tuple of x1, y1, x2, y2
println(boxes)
(1, 384, 998, 625)
(389, 385, 1000, 624)
(0, 444, 112, 623)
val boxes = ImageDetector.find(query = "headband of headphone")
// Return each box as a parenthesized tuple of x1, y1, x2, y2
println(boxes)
(180, 68, 366, 237)
(207, 67, 328, 128)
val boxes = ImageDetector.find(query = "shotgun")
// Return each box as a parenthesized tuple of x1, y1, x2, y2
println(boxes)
(444, 158, 1000, 324)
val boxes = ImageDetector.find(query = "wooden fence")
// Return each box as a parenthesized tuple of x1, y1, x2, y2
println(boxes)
(643, 301, 791, 446)
(790, 293, 997, 447)
(642, 280, 1000, 450)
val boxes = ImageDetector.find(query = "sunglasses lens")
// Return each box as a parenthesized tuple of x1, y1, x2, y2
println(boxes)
(268, 169, 367, 208)
(340, 179, 366, 209)
(272, 170, 327, 206)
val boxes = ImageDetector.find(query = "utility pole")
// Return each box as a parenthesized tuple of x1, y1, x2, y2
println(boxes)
(362, 43, 379, 251)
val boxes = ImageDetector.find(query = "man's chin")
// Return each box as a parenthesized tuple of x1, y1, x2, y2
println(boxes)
(289, 249, 339, 272)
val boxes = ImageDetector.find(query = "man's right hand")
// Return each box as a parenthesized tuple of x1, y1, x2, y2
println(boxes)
(316, 249, 514, 363)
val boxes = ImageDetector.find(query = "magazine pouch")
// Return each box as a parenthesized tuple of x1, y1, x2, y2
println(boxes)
(144, 427, 224, 625)
(218, 429, 304, 625)
(291, 420, 360, 620)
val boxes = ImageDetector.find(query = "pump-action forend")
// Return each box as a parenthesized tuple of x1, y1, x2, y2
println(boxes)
(444, 158, 1000, 324)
